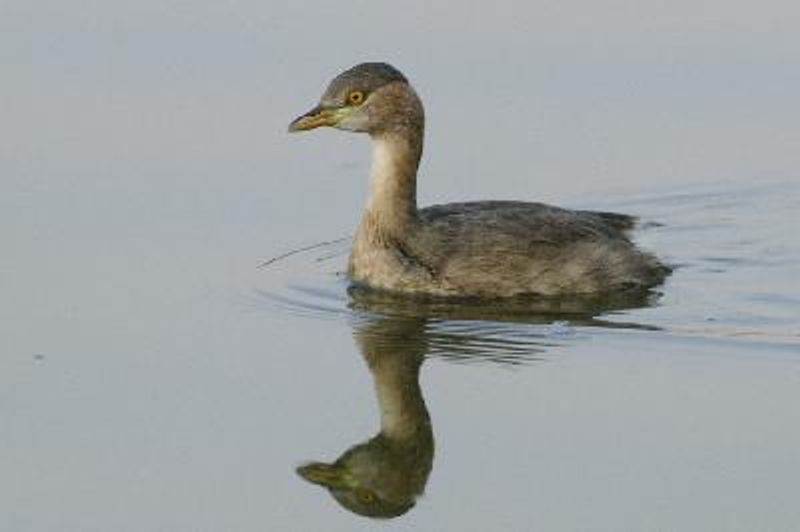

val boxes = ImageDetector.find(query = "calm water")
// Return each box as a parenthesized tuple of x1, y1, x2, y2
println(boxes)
(3, 2, 800, 531)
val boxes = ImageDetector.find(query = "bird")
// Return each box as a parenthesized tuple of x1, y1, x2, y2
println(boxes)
(289, 62, 670, 298)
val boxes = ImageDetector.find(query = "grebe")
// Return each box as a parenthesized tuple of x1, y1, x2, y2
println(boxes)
(289, 63, 669, 298)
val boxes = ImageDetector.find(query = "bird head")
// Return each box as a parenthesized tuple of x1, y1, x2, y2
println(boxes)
(288, 62, 422, 136)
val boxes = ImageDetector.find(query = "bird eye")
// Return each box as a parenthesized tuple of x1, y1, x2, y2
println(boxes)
(347, 90, 366, 106)
(357, 489, 375, 503)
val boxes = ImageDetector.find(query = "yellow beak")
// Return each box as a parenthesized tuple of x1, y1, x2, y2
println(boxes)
(288, 105, 343, 132)
(296, 462, 353, 489)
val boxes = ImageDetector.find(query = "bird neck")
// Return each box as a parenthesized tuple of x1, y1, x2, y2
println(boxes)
(362, 129, 423, 239)
(369, 351, 430, 442)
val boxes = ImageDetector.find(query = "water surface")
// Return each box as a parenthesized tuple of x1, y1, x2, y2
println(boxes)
(2, 2, 799, 531)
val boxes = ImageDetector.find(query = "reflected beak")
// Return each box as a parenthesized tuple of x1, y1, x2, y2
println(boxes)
(288, 105, 343, 132)
(296, 462, 352, 489)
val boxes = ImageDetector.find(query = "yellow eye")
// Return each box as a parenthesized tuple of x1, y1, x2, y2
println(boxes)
(347, 90, 366, 106)
(357, 490, 375, 503)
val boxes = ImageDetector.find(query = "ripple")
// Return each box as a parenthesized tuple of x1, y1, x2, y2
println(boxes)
(254, 259, 664, 366)
(257, 179, 800, 358)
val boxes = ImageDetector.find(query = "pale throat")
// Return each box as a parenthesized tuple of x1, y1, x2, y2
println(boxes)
(364, 133, 421, 228)
(371, 357, 429, 441)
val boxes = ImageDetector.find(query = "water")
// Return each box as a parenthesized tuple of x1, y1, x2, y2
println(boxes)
(2, 2, 800, 531)
(253, 178, 800, 531)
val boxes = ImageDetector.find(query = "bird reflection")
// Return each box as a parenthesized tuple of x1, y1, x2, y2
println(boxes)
(289, 273, 664, 518)
(297, 315, 433, 518)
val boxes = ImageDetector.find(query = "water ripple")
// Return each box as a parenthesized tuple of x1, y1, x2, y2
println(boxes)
(257, 179, 800, 359)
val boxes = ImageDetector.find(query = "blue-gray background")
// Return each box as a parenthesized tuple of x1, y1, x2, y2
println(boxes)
(2, 1, 799, 531)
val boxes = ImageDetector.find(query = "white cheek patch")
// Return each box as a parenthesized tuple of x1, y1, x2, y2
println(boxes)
(336, 109, 370, 132)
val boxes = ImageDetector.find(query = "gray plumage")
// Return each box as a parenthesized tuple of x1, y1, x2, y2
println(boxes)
(289, 62, 671, 298)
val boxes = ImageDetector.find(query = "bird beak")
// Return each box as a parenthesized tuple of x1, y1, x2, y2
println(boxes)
(296, 462, 353, 489)
(288, 105, 342, 132)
